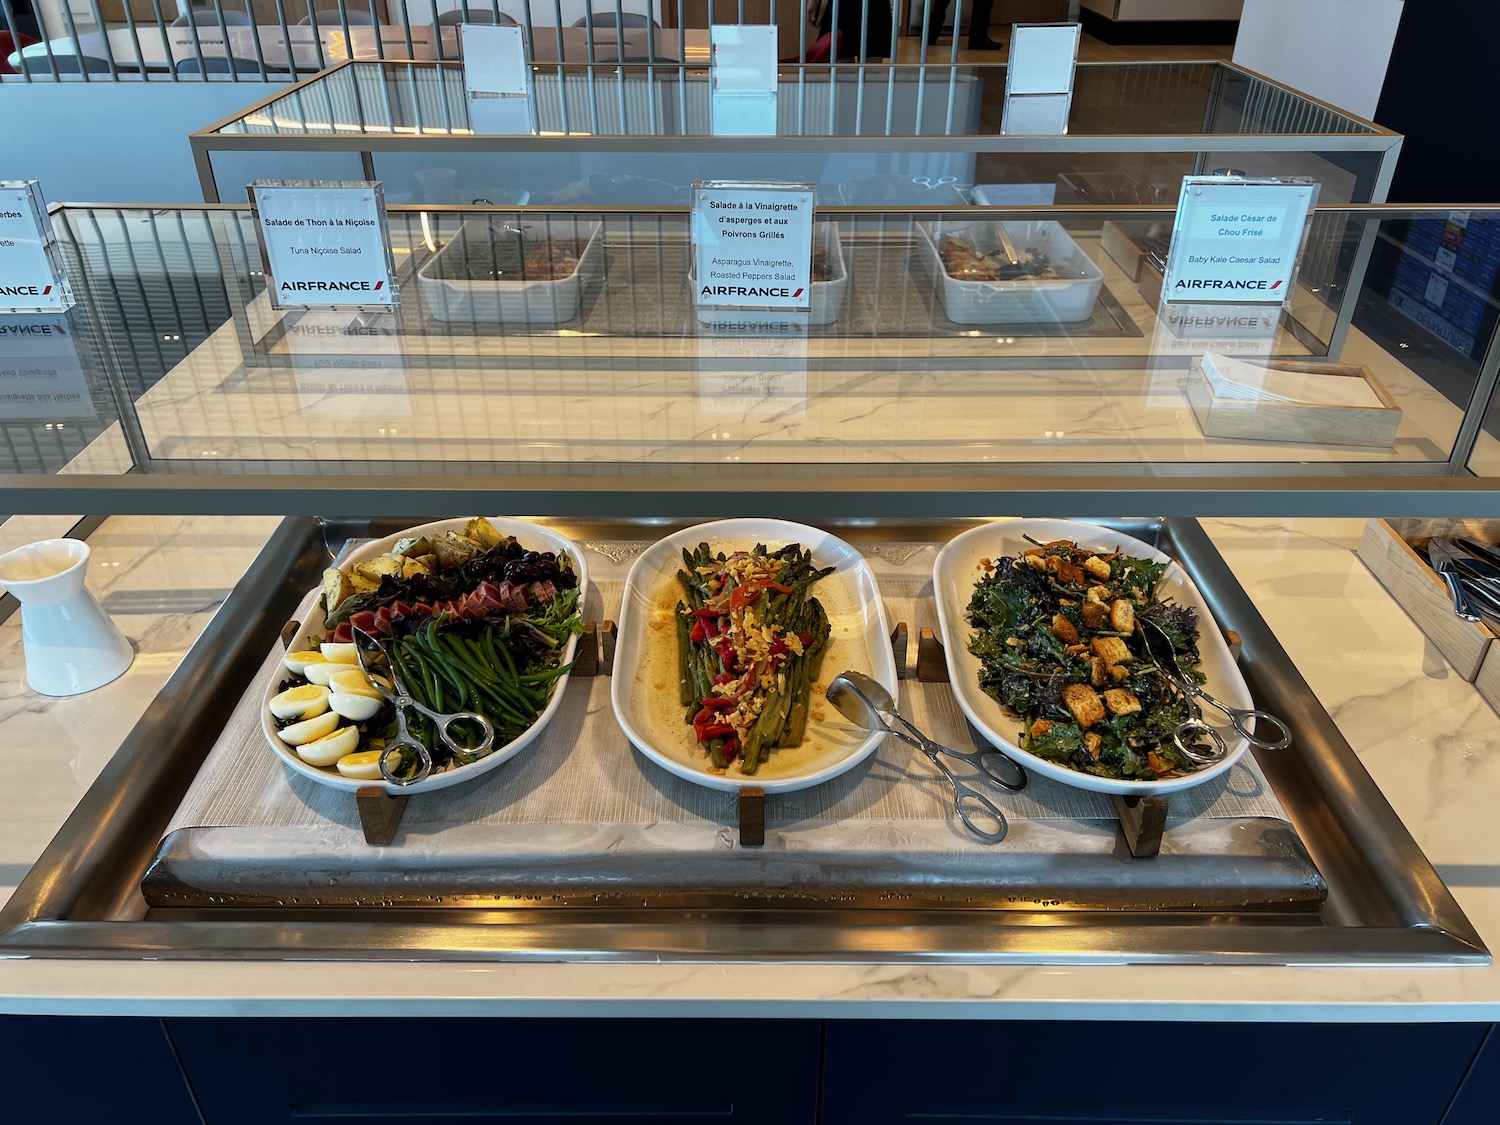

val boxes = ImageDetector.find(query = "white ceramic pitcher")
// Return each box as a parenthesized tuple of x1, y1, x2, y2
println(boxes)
(0, 538, 134, 697)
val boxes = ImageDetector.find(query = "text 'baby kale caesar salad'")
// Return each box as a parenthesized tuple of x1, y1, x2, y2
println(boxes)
(965, 539, 1213, 781)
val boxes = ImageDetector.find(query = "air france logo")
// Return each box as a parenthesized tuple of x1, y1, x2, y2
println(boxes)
(699, 285, 804, 299)
(0, 322, 65, 335)
(0, 284, 53, 297)
(1173, 278, 1284, 292)
(280, 280, 384, 292)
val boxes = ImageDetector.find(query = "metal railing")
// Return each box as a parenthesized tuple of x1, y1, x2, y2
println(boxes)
(1, 0, 986, 83)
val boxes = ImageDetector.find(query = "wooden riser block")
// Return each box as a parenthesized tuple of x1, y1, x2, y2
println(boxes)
(739, 787, 766, 847)
(1111, 794, 1167, 858)
(355, 788, 409, 846)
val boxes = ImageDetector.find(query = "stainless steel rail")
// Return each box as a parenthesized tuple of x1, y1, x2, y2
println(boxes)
(4, 472, 1500, 521)
(0, 517, 1486, 965)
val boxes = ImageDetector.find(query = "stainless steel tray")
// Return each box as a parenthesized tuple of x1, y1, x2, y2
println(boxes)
(0, 518, 1486, 965)
(138, 525, 1323, 914)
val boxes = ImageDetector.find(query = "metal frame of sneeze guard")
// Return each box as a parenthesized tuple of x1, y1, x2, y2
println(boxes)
(186, 58, 1403, 207)
(26, 198, 1500, 518)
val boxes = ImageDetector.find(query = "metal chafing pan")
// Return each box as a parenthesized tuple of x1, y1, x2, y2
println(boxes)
(0, 518, 1486, 965)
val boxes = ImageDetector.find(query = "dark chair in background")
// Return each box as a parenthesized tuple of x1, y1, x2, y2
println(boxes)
(176, 54, 263, 74)
(299, 9, 376, 24)
(170, 9, 253, 25)
(571, 11, 656, 27)
(15, 52, 111, 74)
(438, 8, 517, 24)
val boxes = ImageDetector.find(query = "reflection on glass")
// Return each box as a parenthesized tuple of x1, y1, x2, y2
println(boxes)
(1, 204, 1494, 483)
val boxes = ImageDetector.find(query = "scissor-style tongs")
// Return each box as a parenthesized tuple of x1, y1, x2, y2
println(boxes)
(1137, 618, 1291, 764)
(352, 627, 495, 786)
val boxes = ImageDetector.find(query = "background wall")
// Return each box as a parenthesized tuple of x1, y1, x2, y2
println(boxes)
(1233, 0, 1403, 120)
(1375, 0, 1500, 203)
(8, 80, 283, 203)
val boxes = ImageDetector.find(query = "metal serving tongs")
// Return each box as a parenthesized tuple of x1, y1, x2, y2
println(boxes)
(352, 626, 496, 786)
(827, 670, 1022, 843)
(1136, 618, 1292, 764)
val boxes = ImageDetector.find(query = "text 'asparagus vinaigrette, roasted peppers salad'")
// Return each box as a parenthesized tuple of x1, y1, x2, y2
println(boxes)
(269, 518, 581, 782)
(675, 543, 833, 775)
(965, 538, 1210, 781)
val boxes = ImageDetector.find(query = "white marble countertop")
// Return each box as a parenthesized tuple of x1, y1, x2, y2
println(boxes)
(1, 514, 1500, 1019)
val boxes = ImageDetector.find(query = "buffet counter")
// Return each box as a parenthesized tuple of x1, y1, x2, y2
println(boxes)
(2, 513, 1499, 1020)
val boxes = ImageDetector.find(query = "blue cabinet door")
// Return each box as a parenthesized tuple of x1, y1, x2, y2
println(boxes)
(168, 1017, 819, 1125)
(1441, 1024, 1500, 1125)
(821, 1020, 1487, 1125)
(0, 1016, 200, 1125)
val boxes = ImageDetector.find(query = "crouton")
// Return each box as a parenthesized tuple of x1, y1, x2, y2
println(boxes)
(1080, 602, 1109, 630)
(1110, 598, 1135, 634)
(1147, 751, 1170, 776)
(1061, 684, 1105, 730)
(1091, 636, 1133, 666)
(1086, 584, 1111, 604)
(1090, 656, 1109, 688)
(1082, 555, 1111, 580)
(1102, 688, 1142, 716)
(1026, 554, 1048, 571)
(1065, 644, 1089, 655)
(1052, 614, 1079, 645)
(1110, 664, 1131, 683)
(1084, 732, 1103, 760)
(1029, 718, 1054, 739)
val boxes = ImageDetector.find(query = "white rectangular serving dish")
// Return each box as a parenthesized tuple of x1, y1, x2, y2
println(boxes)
(417, 218, 604, 325)
(691, 222, 848, 329)
(918, 219, 1105, 325)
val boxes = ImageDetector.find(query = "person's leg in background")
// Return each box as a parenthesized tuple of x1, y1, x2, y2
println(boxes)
(925, 0, 1002, 50)
(966, 0, 1001, 50)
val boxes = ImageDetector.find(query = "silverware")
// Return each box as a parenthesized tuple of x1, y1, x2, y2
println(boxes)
(352, 627, 496, 786)
(1426, 539, 1500, 627)
(1137, 619, 1292, 758)
(1431, 537, 1500, 586)
(826, 670, 1013, 842)
(993, 222, 1022, 267)
(1455, 537, 1500, 571)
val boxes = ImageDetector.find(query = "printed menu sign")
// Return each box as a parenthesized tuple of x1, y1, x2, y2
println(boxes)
(0, 181, 73, 313)
(250, 181, 398, 310)
(1161, 177, 1318, 305)
(691, 181, 815, 311)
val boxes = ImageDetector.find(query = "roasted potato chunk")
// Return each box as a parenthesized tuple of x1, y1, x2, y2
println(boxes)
(322, 567, 352, 613)
(354, 554, 402, 584)
(432, 532, 483, 567)
(464, 517, 505, 549)
(391, 535, 431, 559)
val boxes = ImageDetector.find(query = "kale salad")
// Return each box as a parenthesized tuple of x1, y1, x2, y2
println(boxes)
(965, 538, 1212, 781)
